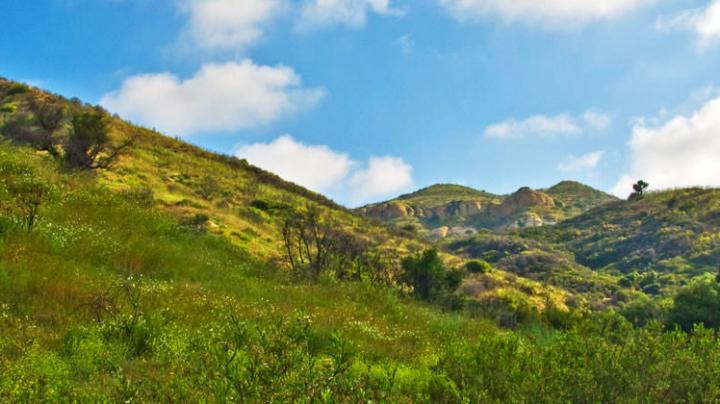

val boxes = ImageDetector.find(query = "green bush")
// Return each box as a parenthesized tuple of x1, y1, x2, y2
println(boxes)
(465, 259, 492, 274)
(401, 249, 462, 303)
(668, 277, 720, 331)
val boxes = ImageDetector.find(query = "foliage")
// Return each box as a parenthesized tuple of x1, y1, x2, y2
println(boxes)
(401, 249, 463, 303)
(0, 151, 50, 230)
(668, 276, 720, 331)
(64, 107, 129, 170)
(465, 259, 492, 274)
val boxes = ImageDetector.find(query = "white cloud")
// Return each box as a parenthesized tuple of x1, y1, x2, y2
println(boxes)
(696, 1, 720, 41)
(179, 0, 282, 52)
(235, 135, 355, 191)
(558, 151, 604, 172)
(485, 114, 581, 139)
(485, 110, 611, 139)
(656, 0, 720, 45)
(611, 96, 720, 197)
(583, 110, 611, 130)
(349, 156, 414, 200)
(439, 0, 653, 26)
(235, 135, 413, 203)
(100, 60, 324, 136)
(297, 0, 402, 30)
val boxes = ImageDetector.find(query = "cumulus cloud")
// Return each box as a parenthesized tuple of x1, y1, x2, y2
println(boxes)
(485, 110, 610, 139)
(235, 135, 355, 191)
(438, 0, 653, 26)
(349, 156, 414, 200)
(178, 0, 282, 52)
(235, 135, 413, 203)
(656, 0, 720, 45)
(558, 151, 604, 172)
(100, 60, 324, 136)
(611, 96, 720, 197)
(297, 0, 402, 30)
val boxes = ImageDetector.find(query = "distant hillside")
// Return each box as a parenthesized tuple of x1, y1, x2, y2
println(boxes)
(543, 180, 619, 217)
(359, 181, 617, 237)
(519, 187, 720, 296)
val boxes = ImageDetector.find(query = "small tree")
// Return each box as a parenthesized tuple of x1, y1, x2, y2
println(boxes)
(281, 205, 383, 281)
(31, 100, 65, 157)
(0, 101, 66, 157)
(282, 205, 340, 279)
(629, 180, 649, 201)
(401, 249, 462, 301)
(64, 107, 128, 170)
(0, 168, 48, 231)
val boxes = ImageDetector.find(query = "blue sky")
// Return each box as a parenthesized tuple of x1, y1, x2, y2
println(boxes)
(3, 0, 720, 206)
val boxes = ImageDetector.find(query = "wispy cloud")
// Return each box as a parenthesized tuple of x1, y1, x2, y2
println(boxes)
(438, 0, 654, 27)
(558, 151, 604, 172)
(656, 0, 720, 46)
(485, 110, 610, 139)
(177, 0, 283, 53)
(394, 34, 414, 54)
(296, 0, 403, 31)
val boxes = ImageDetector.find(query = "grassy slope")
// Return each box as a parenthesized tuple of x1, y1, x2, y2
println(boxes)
(0, 78, 578, 309)
(0, 142, 500, 401)
(395, 184, 502, 207)
(542, 180, 619, 218)
(3, 79, 720, 401)
(519, 188, 720, 296)
(445, 231, 623, 309)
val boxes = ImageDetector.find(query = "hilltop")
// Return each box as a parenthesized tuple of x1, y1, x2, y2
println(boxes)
(359, 180, 616, 237)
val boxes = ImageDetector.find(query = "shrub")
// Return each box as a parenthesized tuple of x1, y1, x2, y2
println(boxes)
(465, 259, 492, 274)
(668, 277, 720, 331)
(401, 249, 462, 303)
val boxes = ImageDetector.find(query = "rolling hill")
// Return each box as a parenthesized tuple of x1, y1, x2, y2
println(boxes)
(358, 181, 617, 237)
(3, 77, 720, 401)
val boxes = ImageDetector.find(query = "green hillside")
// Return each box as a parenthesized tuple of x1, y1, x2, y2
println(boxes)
(543, 180, 619, 217)
(4, 78, 720, 401)
(359, 181, 616, 237)
(520, 188, 720, 297)
(396, 184, 501, 206)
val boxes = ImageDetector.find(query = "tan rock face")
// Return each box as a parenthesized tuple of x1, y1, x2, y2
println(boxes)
(362, 199, 487, 221)
(495, 187, 555, 217)
(360, 201, 413, 220)
(360, 187, 557, 230)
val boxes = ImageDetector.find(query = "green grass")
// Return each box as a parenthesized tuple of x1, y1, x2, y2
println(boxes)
(5, 77, 720, 401)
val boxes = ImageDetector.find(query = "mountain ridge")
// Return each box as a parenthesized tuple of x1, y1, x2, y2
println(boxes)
(358, 180, 617, 236)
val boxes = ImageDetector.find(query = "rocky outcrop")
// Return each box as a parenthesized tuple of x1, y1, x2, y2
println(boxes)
(359, 201, 413, 220)
(493, 187, 556, 217)
(362, 200, 487, 221)
(360, 186, 559, 235)
(504, 213, 546, 229)
(429, 226, 478, 239)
